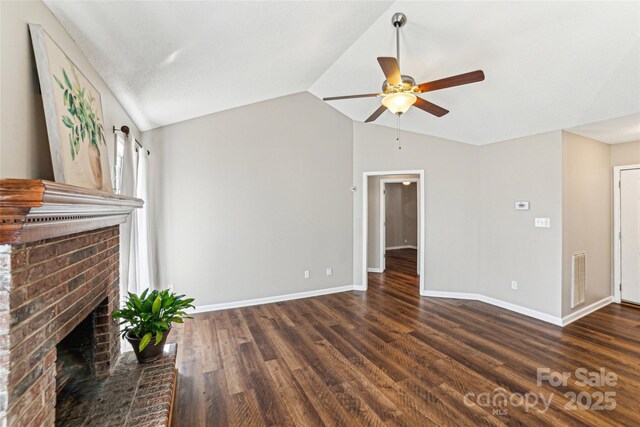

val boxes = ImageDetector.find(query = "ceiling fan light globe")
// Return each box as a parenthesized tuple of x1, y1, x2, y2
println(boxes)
(382, 92, 417, 115)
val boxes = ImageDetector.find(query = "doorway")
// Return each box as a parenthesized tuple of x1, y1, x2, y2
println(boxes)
(614, 165, 640, 305)
(361, 170, 425, 293)
(380, 178, 419, 274)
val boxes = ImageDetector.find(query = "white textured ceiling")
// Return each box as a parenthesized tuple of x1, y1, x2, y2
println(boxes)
(45, 1, 640, 144)
(567, 113, 640, 144)
(43, 1, 392, 131)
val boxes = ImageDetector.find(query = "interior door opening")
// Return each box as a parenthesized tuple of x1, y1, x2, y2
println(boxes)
(362, 170, 425, 293)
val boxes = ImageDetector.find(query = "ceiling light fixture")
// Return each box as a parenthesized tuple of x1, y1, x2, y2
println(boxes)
(402, 181, 411, 186)
(382, 92, 417, 115)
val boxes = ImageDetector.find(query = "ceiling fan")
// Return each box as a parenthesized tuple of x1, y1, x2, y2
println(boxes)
(323, 12, 485, 123)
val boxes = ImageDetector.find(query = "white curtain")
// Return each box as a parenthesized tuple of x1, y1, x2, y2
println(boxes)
(131, 148, 153, 292)
(120, 135, 154, 300)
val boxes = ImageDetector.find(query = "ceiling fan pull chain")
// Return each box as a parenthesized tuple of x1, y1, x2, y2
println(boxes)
(397, 115, 402, 150)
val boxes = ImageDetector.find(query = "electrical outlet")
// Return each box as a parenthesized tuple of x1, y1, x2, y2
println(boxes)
(535, 217, 551, 228)
(326, 267, 332, 276)
(304, 270, 310, 279)
(511, 281, 518, 290)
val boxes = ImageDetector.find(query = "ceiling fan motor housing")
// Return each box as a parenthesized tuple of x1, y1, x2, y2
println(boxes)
(382, 75, 416, 93)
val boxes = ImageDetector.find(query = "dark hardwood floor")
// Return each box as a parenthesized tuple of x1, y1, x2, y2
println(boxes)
(169, 249, 640, 426)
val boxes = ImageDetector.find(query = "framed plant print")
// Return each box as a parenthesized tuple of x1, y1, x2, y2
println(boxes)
(29, 24, 113, 192)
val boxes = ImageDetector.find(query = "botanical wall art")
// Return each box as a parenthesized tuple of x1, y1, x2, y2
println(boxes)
(29, 24, 113, 192)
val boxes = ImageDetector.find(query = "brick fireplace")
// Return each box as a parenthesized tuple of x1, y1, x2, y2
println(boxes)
(0, 227, 121, 425)
(0, 180, 143, 426)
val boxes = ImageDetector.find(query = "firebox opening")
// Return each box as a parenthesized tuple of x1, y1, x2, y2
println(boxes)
(55, 300, 105, 425)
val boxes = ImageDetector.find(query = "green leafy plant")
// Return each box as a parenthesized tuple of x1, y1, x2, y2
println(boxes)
(52, 64, 106, 160)
(113, 289, 195, 351)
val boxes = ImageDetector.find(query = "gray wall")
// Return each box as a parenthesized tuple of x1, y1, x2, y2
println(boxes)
(611, 140, 640, 166)
(353, 121, 479, 293)
(386, 182, 418, 249)
(561, 132, 611, 317)
(143, 92, 353, 306)
(366, 174, 418, 270)
(0, 0, 140, 179)
(478, 131, 564, 317)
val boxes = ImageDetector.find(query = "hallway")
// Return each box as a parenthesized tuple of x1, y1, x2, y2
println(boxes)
(369, 248, 419, 291)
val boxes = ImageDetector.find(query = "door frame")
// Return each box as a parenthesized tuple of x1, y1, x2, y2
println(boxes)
(361, 170, 425, 293)
(379, 178, 420, 272)
(613, 164, 640, 303)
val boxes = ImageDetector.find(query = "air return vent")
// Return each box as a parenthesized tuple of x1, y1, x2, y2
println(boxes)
(571, 252, 587, 308)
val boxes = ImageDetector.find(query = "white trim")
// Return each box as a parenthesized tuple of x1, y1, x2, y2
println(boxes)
(561, 296, 613, 326)
(481, 295, 563, 326)
(362, 170, 425, 294)
(421, 290, 563, 326)
(385, 245, 418, 250)
(367, 267, 384, 273)
(422, 291, 613, 326)
(613, 164, 640, 303)
(188, 285, 354, 313)
(421, 290, 479, 300)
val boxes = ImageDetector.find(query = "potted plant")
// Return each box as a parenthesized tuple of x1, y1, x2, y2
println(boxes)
(113, 289, 195, 363)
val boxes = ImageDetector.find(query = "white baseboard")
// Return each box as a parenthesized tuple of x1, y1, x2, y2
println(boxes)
(480, 295, 563, 326)
(421, 290, 563, 326)
(367, 267, 384, 273)
(561, 296, 613, 326)
(385, 245, 418, 250)
(189, 285, 354, 314)
(421, 290, 479, 300)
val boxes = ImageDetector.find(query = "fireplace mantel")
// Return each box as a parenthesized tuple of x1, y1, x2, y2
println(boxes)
(0, 179, 143, 244)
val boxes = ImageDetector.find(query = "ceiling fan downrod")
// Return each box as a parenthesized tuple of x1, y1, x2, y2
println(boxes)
(392, 13, 406, 68)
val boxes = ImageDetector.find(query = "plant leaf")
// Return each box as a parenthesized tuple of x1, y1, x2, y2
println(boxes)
(69, 134, 75, 160)
(62, 68, 73, 90)
(152, 295, 162, 316)
(61, 116, 73, 128)
(53, 74, 65, 89)
(155, 330, 163, 345)
(139, 332, 153, 351)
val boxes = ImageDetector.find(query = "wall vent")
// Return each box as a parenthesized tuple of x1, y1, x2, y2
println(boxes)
(571, 252, 587, 308)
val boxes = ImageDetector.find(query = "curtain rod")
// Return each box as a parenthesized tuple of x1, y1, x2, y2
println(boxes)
(113, 125, 150, 155)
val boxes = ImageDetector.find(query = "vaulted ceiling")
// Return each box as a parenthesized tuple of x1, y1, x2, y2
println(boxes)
(45, 1, 640, 145)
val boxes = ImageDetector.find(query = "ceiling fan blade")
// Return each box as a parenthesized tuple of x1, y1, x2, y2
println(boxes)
(417, 70, 485, 93)
(365, 104, 387, 123)
(377, 57, 402, 86)
(414, 97, 449, 117)
(323, 93, 380, 101)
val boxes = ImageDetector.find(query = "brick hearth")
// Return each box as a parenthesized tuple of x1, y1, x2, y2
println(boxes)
(0, 227, 121, 425)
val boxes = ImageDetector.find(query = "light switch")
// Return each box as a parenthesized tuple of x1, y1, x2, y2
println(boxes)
(535, 218, 550, 228)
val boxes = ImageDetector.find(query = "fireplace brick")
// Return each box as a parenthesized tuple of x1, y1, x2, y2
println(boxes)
(0, 226, 121, 426)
